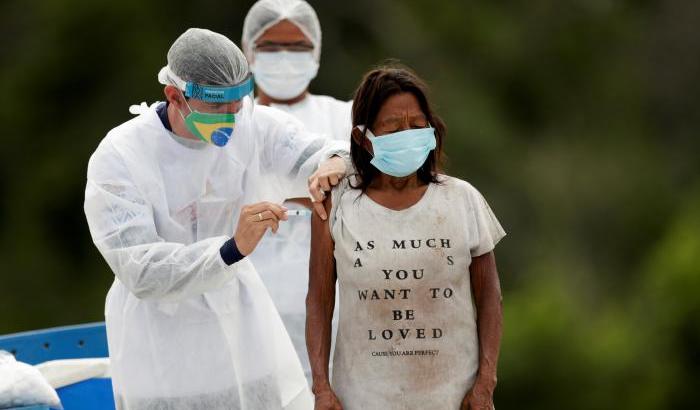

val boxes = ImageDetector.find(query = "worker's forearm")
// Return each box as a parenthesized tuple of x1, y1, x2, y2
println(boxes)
(285, 139, 348, 199)
(101, 235, 238, 301)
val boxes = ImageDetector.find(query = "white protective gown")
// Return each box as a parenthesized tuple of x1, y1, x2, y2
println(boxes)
(249, 94, 351, 382)
(84, 101, 347, 410)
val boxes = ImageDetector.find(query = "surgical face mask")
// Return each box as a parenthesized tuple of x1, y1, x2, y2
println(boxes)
(251, 51, 319, 100)
(178, 97, 236, 147)
(362, 126, 437, 178)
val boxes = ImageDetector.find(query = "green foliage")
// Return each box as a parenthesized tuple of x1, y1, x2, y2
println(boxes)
(0, 0, 697, 407)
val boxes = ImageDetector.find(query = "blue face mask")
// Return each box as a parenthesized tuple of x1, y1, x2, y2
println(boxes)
(363, 126, 437, 177)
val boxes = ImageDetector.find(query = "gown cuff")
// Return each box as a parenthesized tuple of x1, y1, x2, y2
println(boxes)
(220, 237, 245, 266)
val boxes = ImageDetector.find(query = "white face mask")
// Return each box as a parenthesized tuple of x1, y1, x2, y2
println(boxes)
(251, 51, 319, 101)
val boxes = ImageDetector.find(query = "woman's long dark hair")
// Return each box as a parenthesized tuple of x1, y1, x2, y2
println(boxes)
(350, 64, 446, 191)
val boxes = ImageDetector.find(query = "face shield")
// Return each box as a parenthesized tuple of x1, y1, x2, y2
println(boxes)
(159, 66, 255, 147)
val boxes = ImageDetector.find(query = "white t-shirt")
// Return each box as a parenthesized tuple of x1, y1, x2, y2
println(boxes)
(329, 175, 506, 410)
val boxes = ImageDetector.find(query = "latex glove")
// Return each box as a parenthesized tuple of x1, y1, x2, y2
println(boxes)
(234, 202, 288, 255)
(308, 156, 346, 220)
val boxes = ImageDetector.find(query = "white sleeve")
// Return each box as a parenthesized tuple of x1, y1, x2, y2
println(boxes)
(329, 176, 352, 235)
(467, 184, 506, 257)
(257, 106, 350, 199)
(331, 99, 353, 142)
(84, 145, 240, 302)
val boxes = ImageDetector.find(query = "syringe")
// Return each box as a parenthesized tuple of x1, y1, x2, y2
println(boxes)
(285, 209, 313, 217)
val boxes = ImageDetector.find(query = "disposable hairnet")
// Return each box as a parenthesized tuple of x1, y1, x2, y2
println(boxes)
(242, 0, 322, 61)
(159, 28, 249, 88)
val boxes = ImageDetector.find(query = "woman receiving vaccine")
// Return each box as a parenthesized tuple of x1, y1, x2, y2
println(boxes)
(307, 65, 506, 410)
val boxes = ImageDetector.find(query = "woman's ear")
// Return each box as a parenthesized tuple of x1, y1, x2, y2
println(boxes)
(351, 127, 373, 155)
(351, 127, 363, 145)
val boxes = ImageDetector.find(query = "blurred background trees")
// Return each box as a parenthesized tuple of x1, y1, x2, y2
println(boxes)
(1, 0, 697, 408)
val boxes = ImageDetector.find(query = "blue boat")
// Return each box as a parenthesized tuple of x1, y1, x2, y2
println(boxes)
(0, 323, 115, 410)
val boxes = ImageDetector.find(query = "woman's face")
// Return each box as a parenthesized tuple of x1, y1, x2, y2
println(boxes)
(371, 92, 428, 136)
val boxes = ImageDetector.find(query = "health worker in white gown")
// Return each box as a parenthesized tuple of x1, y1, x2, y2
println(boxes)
(83, 28, 348, 410)
(242, 0, 350, 383)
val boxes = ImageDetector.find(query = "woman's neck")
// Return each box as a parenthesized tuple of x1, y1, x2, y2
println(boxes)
(365, 173, 429, 211)
(368, 173, 423, 192)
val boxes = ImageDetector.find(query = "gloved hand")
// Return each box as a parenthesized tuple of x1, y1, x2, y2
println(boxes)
(234, 202, 288, 255)
(308, 156, 347, 220)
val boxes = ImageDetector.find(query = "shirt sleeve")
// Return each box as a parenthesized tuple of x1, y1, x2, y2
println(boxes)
(256, 106, 350, 199)
(466, 183, 506, 257)
(84, 142, 242, 302)
(328, 175, 353, 236)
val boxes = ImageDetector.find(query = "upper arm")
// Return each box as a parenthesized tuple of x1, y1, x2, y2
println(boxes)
(258, 107, 332, 197)
(85, 144, 160, 251)
(309, 196, 336, 292)
(258, 106, 316, 174)
(469, 251, 501, 302)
